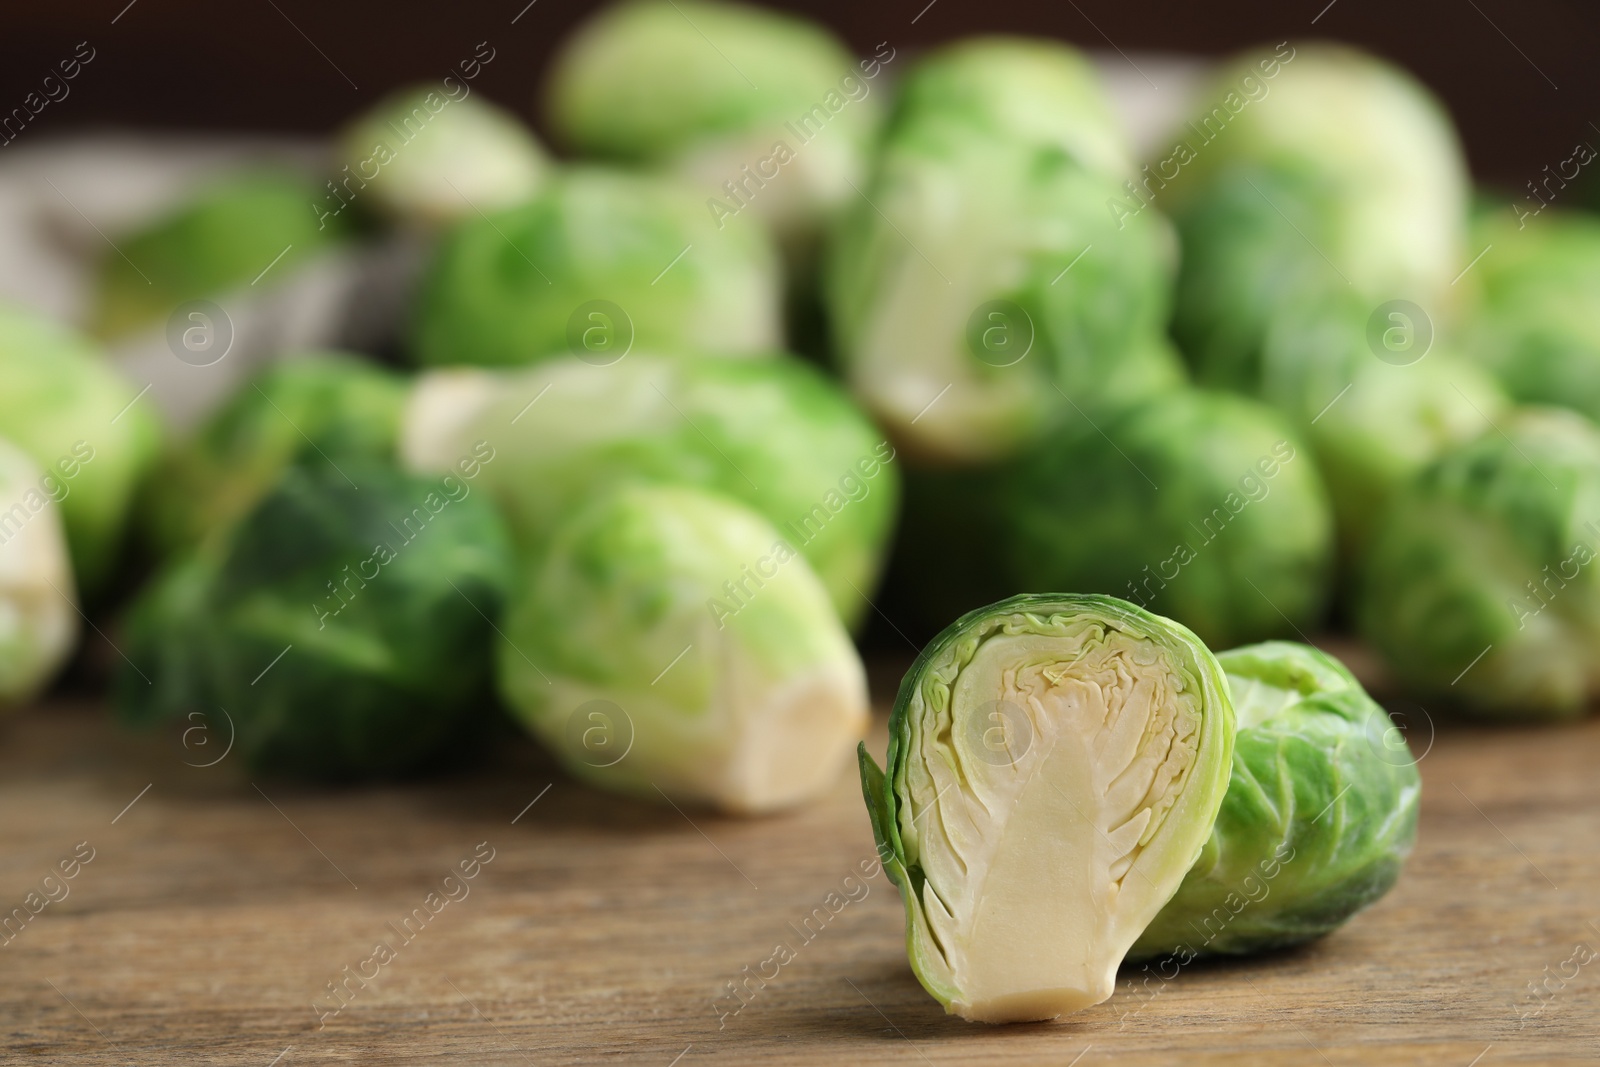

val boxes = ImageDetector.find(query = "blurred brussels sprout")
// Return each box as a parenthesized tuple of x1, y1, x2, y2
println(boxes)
(1256, 296, 1508, 556)
(0, 305, 160, 592)
(859, 593, 1234, 1021)
(1131, 641, 1420, 961)
(992, 389, 1334, 649)
(500, 483, 867, 813)
(888, 36, 1133, 178)
(93, 169, 348, 339)
(548, 0, 882, 249)
(828, 115, 1178, 464)
(1162, 45, 1469, 387)
(401, 355, 899, 630)
(1358, 408, 1600, 719)
(1460, 208, 1600, 421)
(141, 353, 408, 557)
(410, 167, 781, 368)
(119, 457, 515, 778)
(0, 438, 78, 708)
(336, 85, 547, 228)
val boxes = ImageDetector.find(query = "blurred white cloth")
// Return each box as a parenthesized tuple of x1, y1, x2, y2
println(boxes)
(0, 133, 426, 432)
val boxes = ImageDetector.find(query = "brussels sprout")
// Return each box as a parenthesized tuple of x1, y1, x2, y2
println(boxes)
(0, 305, 161, 592)
(1131, 641, 1420, 960)
(887, 37, 1133, 178)
(500, 483, 867, 813)
(859, 594, 1234, 1021)
(410, 167, 781, 368)
(336, 85, 547, 228)
(1358, 408, 1600, 719)
(547, 0, 881, 248)
(1162, 45, 1469, 388)
(992, 389, 1334, 649)
(119, 456, 515, 777)
(141, 354, 409, 556)
(0, 438, 78, 707)
(92, 169, 348, 339)
(1460, 208, 1600, 422)
(400, 355, 899, 630)
(1256, 296, 1508, 556)
(827, 116, 1178, 463)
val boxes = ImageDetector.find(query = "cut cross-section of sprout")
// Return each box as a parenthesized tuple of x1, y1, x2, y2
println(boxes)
(860, 594, 1234, 1022)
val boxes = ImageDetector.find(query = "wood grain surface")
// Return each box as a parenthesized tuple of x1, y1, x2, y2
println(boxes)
(1, 650, 1596, 1066)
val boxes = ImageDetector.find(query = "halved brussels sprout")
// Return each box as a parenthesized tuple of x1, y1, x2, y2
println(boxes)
(547, 0, 881, 249)
(860, 594, 1234, 1022)
(500, 483, 867, 814)
(1358, 408, 1600, 719)
(1257, 296, 1508, 557)
(336, 85, 548, 228)
(1460, 208, 1600, 422)
(92, 169, 348, 339)
(1163, 45, 1469, 388)
(409, 167, 781, 368)
(0, 305, 161, 593)
(1131, 641, 1420, 960)
(827, 116, 1177, 464)
(0, 438, 78, 708)
(400, 354, 899, 630)
(992, 389, 1334, 649)
(119, 456, 515, 778)
(140, 353, 409, 557)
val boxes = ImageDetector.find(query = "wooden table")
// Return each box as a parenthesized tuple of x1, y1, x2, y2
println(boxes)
(2, 657, 1597, 1065)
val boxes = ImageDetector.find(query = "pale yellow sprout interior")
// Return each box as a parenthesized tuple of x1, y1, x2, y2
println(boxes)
(899, 619, 1204, 1022)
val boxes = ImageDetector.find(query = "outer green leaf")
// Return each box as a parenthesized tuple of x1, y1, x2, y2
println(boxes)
(499, 484, 867, 814)
(1131, 641, 1420, 959)
(119, 457, 516, 778)
(400, 354, 899, 630)
(0, 305, 161, 592)
(1358, 407, 1600, 719)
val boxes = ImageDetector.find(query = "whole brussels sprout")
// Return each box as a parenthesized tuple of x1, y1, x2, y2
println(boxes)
(1162, 45, 1469, 388)
(0, 305, 161, 592)
(336, 85, 547, 229)
(119, 457, 515, 778)
(827, 116, 1179, 464)
(410, 167, 781, 368)
(1256, 295, 1508, 556)
(547, 0, 884, 251)
(1459, 208, 1600, 422)
(859, 594, 1234, 1022)
(93, 169, 348, 339)
(1131, 641, 1420, 961)
(0, 438, 78, 708)
(400, 355, 899, 630)
(500, 483, 867, 814)
(1358, 408, 1600, 719)
(141, 354, 409, 557)
(887, 37, 1133, 178)
(993, 389, 1334, 649)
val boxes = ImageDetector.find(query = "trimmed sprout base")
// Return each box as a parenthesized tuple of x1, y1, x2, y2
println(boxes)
(861, 595, 1233, 1022)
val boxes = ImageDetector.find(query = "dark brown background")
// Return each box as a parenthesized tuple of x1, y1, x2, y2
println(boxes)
(2, 0, 1596, 192)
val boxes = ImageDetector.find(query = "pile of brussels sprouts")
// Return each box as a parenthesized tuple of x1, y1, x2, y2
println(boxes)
(3, 0, 1597, 1026)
